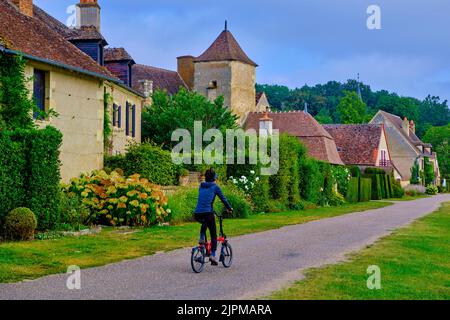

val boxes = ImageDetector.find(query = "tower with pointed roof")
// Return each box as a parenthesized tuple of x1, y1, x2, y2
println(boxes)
(178, 23, 258, 121)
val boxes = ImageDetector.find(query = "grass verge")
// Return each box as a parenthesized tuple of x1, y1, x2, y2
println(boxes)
(269, 201, 450, 300)
(0, 201, 391, 283)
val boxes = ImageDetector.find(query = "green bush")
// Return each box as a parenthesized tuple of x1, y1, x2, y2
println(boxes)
(392, 179, 405, 198)
(364, 174, 383, 200)
(4, 208, 37, 241)
(346, 177, 360, 203)
(359, 178, 372, 202)
(249, 175, 270, 213)
(329, 191, 346, 206)
(332, 166, 352, 197)
(58, 191, 90, 231)
(167, 187, 199, 224)
(426, 185, 438, 195)
(364, 167, 386, 175)
(348, 166, 361, 178)
(105, 142, 179, 186)
(299, 158, 324, 204)
(0, 131, 26, 224)
(26, 126, 62, 229)
(0, 127, 62, 230)
(215, 184, 251, 219)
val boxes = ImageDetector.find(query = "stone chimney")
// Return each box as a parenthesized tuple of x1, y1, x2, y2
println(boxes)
(259, 108, 273, 137)
(402, 117, 410, 137)
(177, 56, 195, 90)
(139, 80, 153, 99)
(409, 120, 416, 134)
(11, 0, 33, 17)
(76, 0, 101, 31)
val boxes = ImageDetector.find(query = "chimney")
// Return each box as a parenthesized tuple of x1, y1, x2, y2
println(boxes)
(76, 0, 101, 31)
(259, 108, 273, 137)
(11, 0, 33, 17)
(402, 117, 410, 136)
(177, 56, 195, 90)
(139, 80, 153, 98)
(409, 120, 416, 134)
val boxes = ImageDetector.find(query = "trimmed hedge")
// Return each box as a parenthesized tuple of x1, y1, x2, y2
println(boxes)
(0, 127, 62, 230)
(359, 178, 372, 202)
(346, 177, 360, 203)
(105, 142, 179, 186)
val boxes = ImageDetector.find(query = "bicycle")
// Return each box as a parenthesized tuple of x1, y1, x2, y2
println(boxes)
(191, 213, 233, 273)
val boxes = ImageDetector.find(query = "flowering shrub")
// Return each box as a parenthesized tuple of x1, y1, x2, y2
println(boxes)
(229, 170, 260, 195)
(332, 166, 352, 197)
(64, 170, 171, 227)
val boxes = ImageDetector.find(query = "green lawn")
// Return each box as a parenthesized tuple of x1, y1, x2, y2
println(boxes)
(269, 202, 450, 300)
(0, 201, 390, 283)
(390, 194, 430, 201)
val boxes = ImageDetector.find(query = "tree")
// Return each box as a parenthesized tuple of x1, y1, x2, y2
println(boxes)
(336, 91, 368, 124)
(315, 108, 334, 124)
(410, 162, 420, 185)
(423, 157, 435, 186)
(141, 88, 238, 149)
(418, 95, 450, 137)
(255, 84, 290, 110)
(423, 124, 450, 178)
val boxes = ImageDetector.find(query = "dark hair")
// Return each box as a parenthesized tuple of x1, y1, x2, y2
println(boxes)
(205, 168, 216, 182)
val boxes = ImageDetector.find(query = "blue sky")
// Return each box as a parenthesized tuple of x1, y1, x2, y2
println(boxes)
(35, 0, 450, 102)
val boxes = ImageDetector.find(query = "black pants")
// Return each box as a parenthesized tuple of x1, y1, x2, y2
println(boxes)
(194, 213, 217, 253)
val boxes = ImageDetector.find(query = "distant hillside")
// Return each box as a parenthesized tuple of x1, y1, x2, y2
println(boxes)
(256, 80, 450, 138)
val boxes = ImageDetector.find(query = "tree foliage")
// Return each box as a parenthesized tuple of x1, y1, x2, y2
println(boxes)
(423, 124, 449, 178)
(142, 88, 238, 149)
(336, 91, 368, 124)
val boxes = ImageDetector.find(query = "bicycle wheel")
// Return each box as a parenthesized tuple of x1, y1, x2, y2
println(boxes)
(191, 247, 206, 273)
(220, 242, 233, 268)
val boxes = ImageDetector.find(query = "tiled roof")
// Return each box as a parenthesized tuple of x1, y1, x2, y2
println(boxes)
(244, 111, 344, 165)
(132, 64, 187, 95)
(33, 6, 106, 43)
(323, 124, 383, 166)
(0, 1, 116, 80)
(378, 111, 422, 144)
(105, 48, 134, 62)
(195, 30, 257, 67)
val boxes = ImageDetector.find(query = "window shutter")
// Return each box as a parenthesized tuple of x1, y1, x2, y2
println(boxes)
(125, 102, 130, 136)
(132, 105, 136, 138)
(118, 105, 122, 128)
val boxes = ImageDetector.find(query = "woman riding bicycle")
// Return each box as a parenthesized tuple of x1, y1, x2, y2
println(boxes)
(194, 169, 233, 266)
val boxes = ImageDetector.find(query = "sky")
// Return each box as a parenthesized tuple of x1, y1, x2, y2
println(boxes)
(34, 0, 450, 102)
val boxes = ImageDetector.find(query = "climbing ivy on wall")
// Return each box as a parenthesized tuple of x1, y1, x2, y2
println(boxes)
(0, 53, 35, 130)
(104, 89, 113, 153)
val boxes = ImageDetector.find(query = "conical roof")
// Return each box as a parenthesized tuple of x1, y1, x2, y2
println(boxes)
(194, 30, 257, 66)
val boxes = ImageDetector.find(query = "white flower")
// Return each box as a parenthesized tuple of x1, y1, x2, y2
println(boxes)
(255, 177, 260, 182)
(250, 170, 255, 175)
(233, 179, 237, 184)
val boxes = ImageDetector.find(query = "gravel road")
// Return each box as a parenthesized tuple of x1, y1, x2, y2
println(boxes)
(1, 194, 449, 300)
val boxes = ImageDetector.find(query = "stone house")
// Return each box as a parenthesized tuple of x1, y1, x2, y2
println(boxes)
(0, 0, 146, 181)
(243, 110, 344, 165)
(323, 124, 401, 178)
(370, 110, 440, 186)
(177, 25, 258, 122)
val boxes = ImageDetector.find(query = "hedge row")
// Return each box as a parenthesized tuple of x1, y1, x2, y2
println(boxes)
(345, 177, 372, 203)
(105, 142, 180, 186)
(362, 171, 394, 200)
(0, 127, 62, 229)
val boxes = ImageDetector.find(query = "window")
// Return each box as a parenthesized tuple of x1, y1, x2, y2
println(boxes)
(125, 102, 130, 136)
(207, 80, 218, 101)
(112, 104, 118, 127)
(33, 69, 46, 119)
(131, 104, 136, 138)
